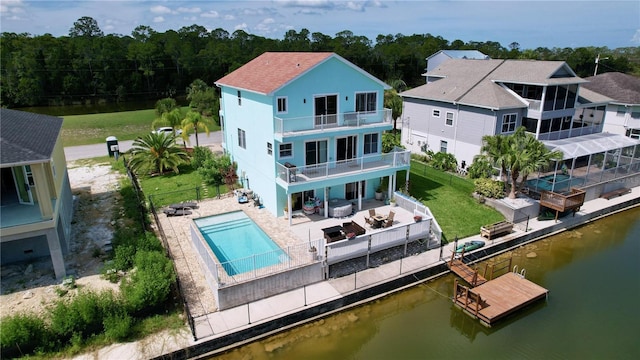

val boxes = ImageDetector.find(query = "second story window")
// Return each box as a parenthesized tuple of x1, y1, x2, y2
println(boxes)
(238, 128, 246, 149)
(277, 97, 287, 113)
(267, 142, 273, 156)
(433, 109, 440, 118)
(279, 143, 292, 158)
(364, 133, 379, 154)
(445, 112, 454, 126)
(237, 90, 242, 106)
(356, 92, 377, 113)
(502, 113, 517, 133)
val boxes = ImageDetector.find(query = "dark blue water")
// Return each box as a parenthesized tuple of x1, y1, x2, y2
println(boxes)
(213, 207, 640, 359)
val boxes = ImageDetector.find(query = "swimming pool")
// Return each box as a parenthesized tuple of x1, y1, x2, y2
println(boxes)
(194, 211, 288, 276)
(527, 174, 584, 192)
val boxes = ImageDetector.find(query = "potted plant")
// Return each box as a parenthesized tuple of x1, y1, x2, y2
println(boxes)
(389, 197, 397, 207)
(413, 215, 422, 222)
(308, 245, 317, 261)
(375, 184, 384, 200)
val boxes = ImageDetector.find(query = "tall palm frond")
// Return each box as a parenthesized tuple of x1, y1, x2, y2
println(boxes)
(128, 132, 189, 175)
(181, 110, 214, 147)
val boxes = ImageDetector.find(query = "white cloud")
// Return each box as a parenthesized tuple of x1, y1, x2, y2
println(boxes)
(153, 16, 165, 23)
(150, 5, 171, 14)
(278, 0, 334, 8)
(177, 7, 201, 14)
(224, 14, 235, 20)
(201, 10, 219, 18)
(234, 22, 248, 31)
(346, 1, 365, 11)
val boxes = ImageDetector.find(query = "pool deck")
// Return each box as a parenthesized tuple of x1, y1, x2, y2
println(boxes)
(73, 186, 640, 360)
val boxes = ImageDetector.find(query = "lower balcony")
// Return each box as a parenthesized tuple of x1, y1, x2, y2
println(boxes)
(276, 149, 410, 185)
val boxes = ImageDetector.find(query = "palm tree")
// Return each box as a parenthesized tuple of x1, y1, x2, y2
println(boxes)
(384, 88, 403, 133)
(181, 110, 213, 147)
(154, 97, 178, 117)
(152, 108, 183, 136)
(487, 127, 563, 199)
(128, 132, 189, 175)
(481, 133, 510, 183)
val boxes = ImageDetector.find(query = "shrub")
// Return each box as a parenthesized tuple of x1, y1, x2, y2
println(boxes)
(49, 292, 109, 341)
(467, 156, 497, 179)
(190, 146, 214, 170)
(474, 178, 505, 199)
(430, 152, 458, 172)
(103, 311, 134, 341)
(121, 251, 176, 315)
(0, 313, 52, 357)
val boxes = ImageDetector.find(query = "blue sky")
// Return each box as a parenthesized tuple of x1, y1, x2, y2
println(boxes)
(1, 0, 638, 49)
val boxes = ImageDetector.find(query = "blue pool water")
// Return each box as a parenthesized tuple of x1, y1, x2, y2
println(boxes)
(194, 211, 288, 276)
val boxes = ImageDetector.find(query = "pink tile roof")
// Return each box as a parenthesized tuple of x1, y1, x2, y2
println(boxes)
(215, 52, 334, 95)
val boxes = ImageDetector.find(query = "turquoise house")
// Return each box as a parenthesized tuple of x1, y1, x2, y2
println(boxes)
(215, 52, 410, 225)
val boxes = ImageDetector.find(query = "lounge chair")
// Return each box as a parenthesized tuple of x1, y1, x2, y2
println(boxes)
(382, 211, 395, 228)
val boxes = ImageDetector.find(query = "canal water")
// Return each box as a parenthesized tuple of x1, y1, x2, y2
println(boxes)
(212, 207, 640, 360)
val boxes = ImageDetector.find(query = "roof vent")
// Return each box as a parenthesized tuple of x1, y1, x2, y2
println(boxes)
(296, 63, 300, 67)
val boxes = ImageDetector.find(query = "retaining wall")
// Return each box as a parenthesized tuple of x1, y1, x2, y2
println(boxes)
(152, 196, 640, 360)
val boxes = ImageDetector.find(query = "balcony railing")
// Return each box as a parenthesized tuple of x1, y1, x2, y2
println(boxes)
(277, 149, 410, 184)
(275, 108, 391, 136)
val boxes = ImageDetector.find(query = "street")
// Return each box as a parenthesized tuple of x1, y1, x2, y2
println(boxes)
(64, 131, 222, 161)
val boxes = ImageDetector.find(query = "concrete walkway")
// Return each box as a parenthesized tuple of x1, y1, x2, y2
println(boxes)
(74, 186, 640, 360)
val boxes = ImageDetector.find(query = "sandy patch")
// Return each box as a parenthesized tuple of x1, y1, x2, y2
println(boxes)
(0, 161, 123, 317)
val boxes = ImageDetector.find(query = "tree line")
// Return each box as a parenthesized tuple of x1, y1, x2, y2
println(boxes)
(1, 16, 638, 108)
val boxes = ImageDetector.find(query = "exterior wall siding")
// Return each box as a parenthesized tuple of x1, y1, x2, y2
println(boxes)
(220, 55, 391, 218)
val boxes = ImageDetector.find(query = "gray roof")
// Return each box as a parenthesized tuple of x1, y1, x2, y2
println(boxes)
(543, 132, 640, 160)
(402, 59, 587, 110)
(426, 50, 489, 61)
(0, 108, 63, 166)
(576, 87, 613, 106)
(582, 72, 640, 105)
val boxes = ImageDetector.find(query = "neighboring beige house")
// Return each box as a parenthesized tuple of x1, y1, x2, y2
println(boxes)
(581, 72, 640, 139)
(0, 109, 73, 279)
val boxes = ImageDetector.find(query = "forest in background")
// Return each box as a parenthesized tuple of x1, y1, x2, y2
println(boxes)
(2, 16, 638, 108)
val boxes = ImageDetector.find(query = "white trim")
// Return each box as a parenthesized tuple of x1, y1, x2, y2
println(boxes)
(445, 111, 454, 127)
(276, 96, 288, 114)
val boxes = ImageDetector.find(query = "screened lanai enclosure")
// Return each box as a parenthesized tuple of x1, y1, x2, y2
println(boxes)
(525, 133, 640, 199)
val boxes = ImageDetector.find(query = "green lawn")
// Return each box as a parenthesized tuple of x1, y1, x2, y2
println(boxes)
(407, 161, 504, 242)
(137, 165, 231, 208)
(61, 107, 221, 147)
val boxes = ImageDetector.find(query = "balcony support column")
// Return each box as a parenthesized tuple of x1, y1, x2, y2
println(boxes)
(324, 187, 329, 218)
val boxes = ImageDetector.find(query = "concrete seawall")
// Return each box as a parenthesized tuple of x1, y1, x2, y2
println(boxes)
(152, 195, 640, 360)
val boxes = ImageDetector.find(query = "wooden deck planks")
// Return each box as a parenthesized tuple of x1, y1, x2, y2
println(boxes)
(449, 259, 487, 286)
(471, 272, 548, 323)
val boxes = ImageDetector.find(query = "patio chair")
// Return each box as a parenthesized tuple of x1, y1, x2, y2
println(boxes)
(365, 209, 376, 226)
(383, 211, 395, 228)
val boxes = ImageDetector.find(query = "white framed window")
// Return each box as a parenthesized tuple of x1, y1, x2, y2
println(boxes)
(277, 97, 287, 113)
(238, 128, 246, 149)
(356, 92, 377, 113)
(237, 90, 242, 106)
(364, 133, 379, 154)
(501, 113, 517, 133)
(617, 106, 626, 117)
(445, 112, 454, 126)
(440, 140, 448, 153)
(432, 109, 440, 118)
(279, 143, 293, 158)
(267, 142, 273, 156)
(631, 111, 640, 119)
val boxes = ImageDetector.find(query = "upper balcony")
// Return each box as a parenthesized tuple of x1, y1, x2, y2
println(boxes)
(275, 109, 392, 139)
(276, 148, 410, 187)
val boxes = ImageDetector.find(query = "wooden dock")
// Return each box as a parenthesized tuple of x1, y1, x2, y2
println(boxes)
(448, 259, 487, 286)
(453, 272, 548, 326)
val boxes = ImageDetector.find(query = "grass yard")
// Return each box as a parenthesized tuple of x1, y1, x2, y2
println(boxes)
(137, 165, 230, 208)
(61, 107, 221, 146)
(407, 161, 504, 241)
